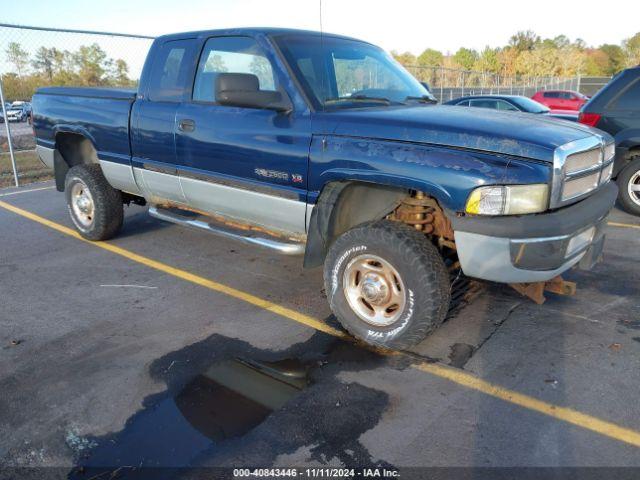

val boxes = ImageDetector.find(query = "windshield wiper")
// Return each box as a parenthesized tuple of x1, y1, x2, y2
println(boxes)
(324, 95, 392, 105)
(404, 95, 437, 104)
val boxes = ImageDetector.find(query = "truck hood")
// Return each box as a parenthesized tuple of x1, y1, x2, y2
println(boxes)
(318, 105, 599, 162)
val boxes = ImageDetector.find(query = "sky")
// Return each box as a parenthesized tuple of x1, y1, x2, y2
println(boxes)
(2, 0, 638, 55)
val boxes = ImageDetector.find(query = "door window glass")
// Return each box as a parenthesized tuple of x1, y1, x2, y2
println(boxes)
(496, 100, 519, 111)
(193, 36, 277, 103)
(469, 99, 499, 109)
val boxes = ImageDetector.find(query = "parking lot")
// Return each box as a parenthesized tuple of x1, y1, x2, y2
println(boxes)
(1, 181, 639, 475)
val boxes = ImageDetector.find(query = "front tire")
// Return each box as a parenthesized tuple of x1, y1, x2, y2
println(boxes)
(65, 164, 123, 240)
(616, 156, 640, 216)
(324, 220, 450, 350)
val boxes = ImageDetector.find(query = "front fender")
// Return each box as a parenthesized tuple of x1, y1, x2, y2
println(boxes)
(308, 135, 550, 212)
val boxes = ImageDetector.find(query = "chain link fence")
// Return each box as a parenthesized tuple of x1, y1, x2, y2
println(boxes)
(0, 23, 154, 187)
(405, 65, 582, 102)
(1, 23, 600, 188)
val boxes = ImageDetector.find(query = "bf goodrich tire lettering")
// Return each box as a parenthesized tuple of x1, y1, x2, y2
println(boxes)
(323, 220, 451, 350)
(65, 164, 124, 241)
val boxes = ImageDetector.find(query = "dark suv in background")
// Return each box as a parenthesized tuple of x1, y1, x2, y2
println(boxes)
(580, 67, 640, 215)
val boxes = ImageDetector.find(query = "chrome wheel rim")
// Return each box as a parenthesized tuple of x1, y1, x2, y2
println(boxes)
(342, 254, 406, 327)
(70, 180, 95, 228)
(628, 171, 640, 207)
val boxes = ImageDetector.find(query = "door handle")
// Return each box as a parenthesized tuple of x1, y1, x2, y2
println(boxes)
(178, 119, 196, 132)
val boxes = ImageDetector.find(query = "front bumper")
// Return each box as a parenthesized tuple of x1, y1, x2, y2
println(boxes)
(452, 182, 617, 283)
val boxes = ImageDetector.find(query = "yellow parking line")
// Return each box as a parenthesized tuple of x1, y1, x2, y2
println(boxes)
(2, 198, 640, 449)
(608, 221, 640, 230)
(0, 200, 345, 338)
(414, 362, 640, 448)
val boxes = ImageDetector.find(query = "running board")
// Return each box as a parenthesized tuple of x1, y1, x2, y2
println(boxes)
(148, 206, 305, 256)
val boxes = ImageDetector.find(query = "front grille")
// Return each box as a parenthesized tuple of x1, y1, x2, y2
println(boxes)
(551, 137, 615, 208)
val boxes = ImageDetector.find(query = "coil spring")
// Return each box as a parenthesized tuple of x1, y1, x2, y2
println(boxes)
(390, 192, 436, 234)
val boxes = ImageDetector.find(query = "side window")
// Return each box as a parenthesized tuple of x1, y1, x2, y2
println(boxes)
(148, 39, 196, 102)
(469, 99, 498, 109)
(544, 91, 558, 98)
(455, 100, 470, 106)
(496, 100, 519, 111)
(610, 79, 640, 110)
(193, 36, 277, 103)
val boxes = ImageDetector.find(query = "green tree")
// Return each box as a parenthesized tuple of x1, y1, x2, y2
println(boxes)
(205, 53, 228, 72)
(623, 32, 640, 66)
(249, 55, 274, 89)
(73, 43, 109, 85)
(110, 59, 133, 86)
(509, 31, 540, 52)
(31, 47, 56, 80)
(452, 48, 478, 70)
(475, 47, 501, 73)
(390, 51, 417, 66)
(599, 44, 626, 75)
(6, 42, 30, 77)
(417, 48, 443, 67)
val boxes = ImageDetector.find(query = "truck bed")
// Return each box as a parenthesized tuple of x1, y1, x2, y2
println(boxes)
(32, 87, 137, 165)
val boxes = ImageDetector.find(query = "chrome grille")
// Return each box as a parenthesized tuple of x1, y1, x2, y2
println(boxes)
(565, 148, 601, 174)
(551, 137, 615, 208)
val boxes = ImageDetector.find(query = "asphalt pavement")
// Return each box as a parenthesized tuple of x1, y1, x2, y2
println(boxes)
(1, 181, 639, 477)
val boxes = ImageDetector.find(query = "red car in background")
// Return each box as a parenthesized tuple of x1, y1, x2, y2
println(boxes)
(531, 90, 589, 111)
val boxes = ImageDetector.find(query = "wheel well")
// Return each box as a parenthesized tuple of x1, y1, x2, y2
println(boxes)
(53, 133, 99, 191)
(304, 181, 454, 268)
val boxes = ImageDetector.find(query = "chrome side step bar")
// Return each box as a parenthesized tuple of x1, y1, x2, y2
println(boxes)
(148, 206, 305, 256)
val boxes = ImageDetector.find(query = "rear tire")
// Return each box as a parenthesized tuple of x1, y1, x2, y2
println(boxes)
(324, 220, 450, 350)
(616, 157, 640, 216)
(65, 164, 123, 240)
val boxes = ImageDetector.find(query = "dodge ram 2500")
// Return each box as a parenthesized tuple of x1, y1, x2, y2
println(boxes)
(32, 28, 618, 349)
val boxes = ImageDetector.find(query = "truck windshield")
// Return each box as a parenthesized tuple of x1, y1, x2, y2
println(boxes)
(274, 34, 429, 109)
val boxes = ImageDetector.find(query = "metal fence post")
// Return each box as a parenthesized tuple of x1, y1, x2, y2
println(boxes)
(0, 76, 19, 187)
(577, 74, 582, 94)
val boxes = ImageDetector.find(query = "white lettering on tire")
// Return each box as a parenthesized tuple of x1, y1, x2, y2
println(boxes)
(331, 245, 367, 296)
(367, 289, 414, 339)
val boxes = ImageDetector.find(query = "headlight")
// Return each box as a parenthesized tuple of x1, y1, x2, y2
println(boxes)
(465, 184, 549, 215)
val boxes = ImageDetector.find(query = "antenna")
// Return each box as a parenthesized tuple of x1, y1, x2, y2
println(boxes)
(319, 0, 325, 110)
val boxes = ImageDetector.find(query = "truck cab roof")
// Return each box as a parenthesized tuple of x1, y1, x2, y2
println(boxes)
(156, 27, 365, 43)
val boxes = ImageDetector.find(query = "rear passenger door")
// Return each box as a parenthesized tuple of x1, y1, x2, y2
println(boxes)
(131, 38, 198, 204)
(174, 36, 312, 236)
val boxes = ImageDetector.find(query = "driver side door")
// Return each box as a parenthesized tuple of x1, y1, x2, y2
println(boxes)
(174, 36, 312, 236)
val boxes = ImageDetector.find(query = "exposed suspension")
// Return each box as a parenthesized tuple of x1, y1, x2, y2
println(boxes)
(388, 191, 455, 248)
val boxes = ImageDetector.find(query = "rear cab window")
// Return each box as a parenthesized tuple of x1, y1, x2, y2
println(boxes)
(148, 39, 198, 102)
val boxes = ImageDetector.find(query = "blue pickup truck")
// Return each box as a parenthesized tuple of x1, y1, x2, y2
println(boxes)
(32, 28, 617, 349)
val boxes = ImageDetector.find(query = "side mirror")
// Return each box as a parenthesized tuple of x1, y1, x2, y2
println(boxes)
(215, 73, 292, 113)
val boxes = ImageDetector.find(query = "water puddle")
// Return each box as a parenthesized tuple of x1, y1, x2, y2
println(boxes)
(70, 357, 311, 472)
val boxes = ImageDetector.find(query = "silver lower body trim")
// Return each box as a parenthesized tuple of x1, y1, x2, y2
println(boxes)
(99, 160, 141, 195)
(149, 206, 305, 255)
(179, 175, 307, 235)
(36, 145, 55, 169)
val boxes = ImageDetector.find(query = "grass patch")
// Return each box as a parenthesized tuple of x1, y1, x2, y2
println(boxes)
(0, 150, 53, 188)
